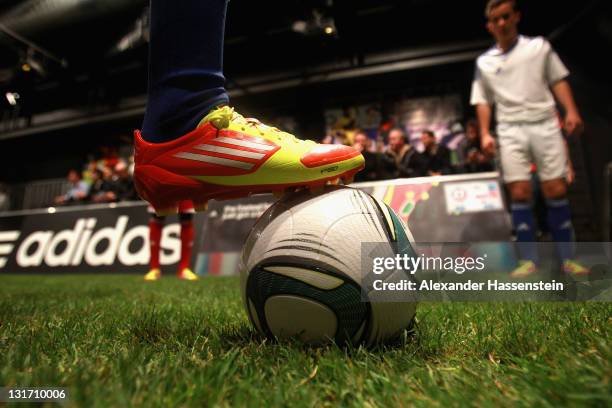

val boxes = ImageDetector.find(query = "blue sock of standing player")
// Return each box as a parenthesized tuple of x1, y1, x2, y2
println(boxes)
(546, 198, 574, 262)
(141, 0, 230, 143)
(511, 202, 538, 263)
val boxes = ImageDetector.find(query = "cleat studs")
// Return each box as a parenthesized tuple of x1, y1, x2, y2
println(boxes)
(273, 190, 284, 199)
(327, 177, 340, 186)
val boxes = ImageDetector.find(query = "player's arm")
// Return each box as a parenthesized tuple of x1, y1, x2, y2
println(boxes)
(476, 104, 496, 157)
(563, 137, 575, 185)
(551, 80, 584, 136)
(545, 39, 584, 137)
(470, 64, 496, 156)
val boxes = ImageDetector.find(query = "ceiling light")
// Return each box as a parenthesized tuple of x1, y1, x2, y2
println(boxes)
(5, 92, 20, 106)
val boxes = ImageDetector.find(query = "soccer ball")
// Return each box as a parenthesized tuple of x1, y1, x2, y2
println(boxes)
(240, 186, 417, 346)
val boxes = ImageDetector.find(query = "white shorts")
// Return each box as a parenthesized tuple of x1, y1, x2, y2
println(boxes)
(497, 117, 567, 183)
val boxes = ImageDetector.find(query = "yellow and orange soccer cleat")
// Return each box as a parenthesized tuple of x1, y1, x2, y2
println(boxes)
(563, 259, 590, 277)
(144, 268, 162, 281)
(177, 268, 199, 281)
(134, 106, 364, 215)
(509, 260, 537, 279)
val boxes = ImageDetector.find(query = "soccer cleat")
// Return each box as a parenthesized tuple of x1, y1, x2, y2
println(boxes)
(177, 268, 199, 281)
(509, 260, 537, 278)
(144, 268, 161, 281)
(563, 259, 590, 277)
(133, 106, 364, 214)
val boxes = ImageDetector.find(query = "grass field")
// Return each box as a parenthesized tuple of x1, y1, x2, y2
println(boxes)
(0, 275, 610, 407)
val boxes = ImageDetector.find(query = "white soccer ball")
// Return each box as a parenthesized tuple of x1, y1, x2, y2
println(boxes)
(240, 186, 417, 346)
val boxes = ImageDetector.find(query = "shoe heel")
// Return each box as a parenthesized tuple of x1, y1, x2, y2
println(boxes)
(134, 164, 202, 215)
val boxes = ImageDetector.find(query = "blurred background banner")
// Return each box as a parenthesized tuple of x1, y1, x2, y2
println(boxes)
(195, 173, 511, 276)
(356, 172, 510, 242)
(323, 94, 463, 150)
(396, 94, 463, 151)
(195, 195, 276, 276)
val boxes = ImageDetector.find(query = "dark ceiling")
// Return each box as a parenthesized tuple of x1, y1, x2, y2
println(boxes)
(0, 0, 610, 117)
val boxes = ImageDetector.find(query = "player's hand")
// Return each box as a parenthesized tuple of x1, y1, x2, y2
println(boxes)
(564, 111, 584, 136)
(566, 163, 576, 185)
(481, 133, 496, 157)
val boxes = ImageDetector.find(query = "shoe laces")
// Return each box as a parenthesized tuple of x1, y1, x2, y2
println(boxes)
(208, 106, 314, 146)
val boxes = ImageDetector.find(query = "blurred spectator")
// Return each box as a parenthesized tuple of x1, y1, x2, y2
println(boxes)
(87, 168, 113, 203)
(82, 157, 98, 184)
(54, 169, 90, 206)
(334, 106, 357, 131)
(352, 131, 395, 182)
(99, 146, 120, 169)
(420, 130, 452, 176)
(385, 128, 424, 178)
(325, 106, 358, 146)
(109, 161, 139, 202)
(101, 165, 114, 184)
(362, 106, 382, 139)
(323, 129, 350, 145)
(456, 119, 494, 173)
(89, 161, 137, 203)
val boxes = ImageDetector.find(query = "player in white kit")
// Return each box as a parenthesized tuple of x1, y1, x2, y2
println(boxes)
(471, 0, 588, 277)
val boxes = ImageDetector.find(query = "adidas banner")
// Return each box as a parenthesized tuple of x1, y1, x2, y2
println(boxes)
(0, 203, 204, 274)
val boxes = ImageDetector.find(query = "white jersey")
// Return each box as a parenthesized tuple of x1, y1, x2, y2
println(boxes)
(470, 35, 569, 123)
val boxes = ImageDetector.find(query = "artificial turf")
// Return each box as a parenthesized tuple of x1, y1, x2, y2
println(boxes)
(0, 275, 610, 407)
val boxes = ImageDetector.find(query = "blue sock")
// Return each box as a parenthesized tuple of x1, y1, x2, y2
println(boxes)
(511, 202, 538, 263)
(546, 198, 574, 262)
(142, 0, 231, 142)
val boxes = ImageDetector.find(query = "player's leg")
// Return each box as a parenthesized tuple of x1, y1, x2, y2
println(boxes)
(534, 119, 588, 276)
(177, 201, 198, 281)
(134, 0, 364, 216)
(507, 181, 539, 277)
(498, 123, 539, 278)
(141, 0, 229, 142)
(145, 208, 165, 281)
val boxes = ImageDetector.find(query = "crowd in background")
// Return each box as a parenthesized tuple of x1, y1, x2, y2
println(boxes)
(52, 115, 495, 207)
(324, 118, 495, 183)
(54, 146, 137, 206)
(56, 117, 494, 207)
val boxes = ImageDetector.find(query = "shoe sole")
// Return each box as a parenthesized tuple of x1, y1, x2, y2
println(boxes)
(134, 161, 364, 216)
(564, 270, 590, 277)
